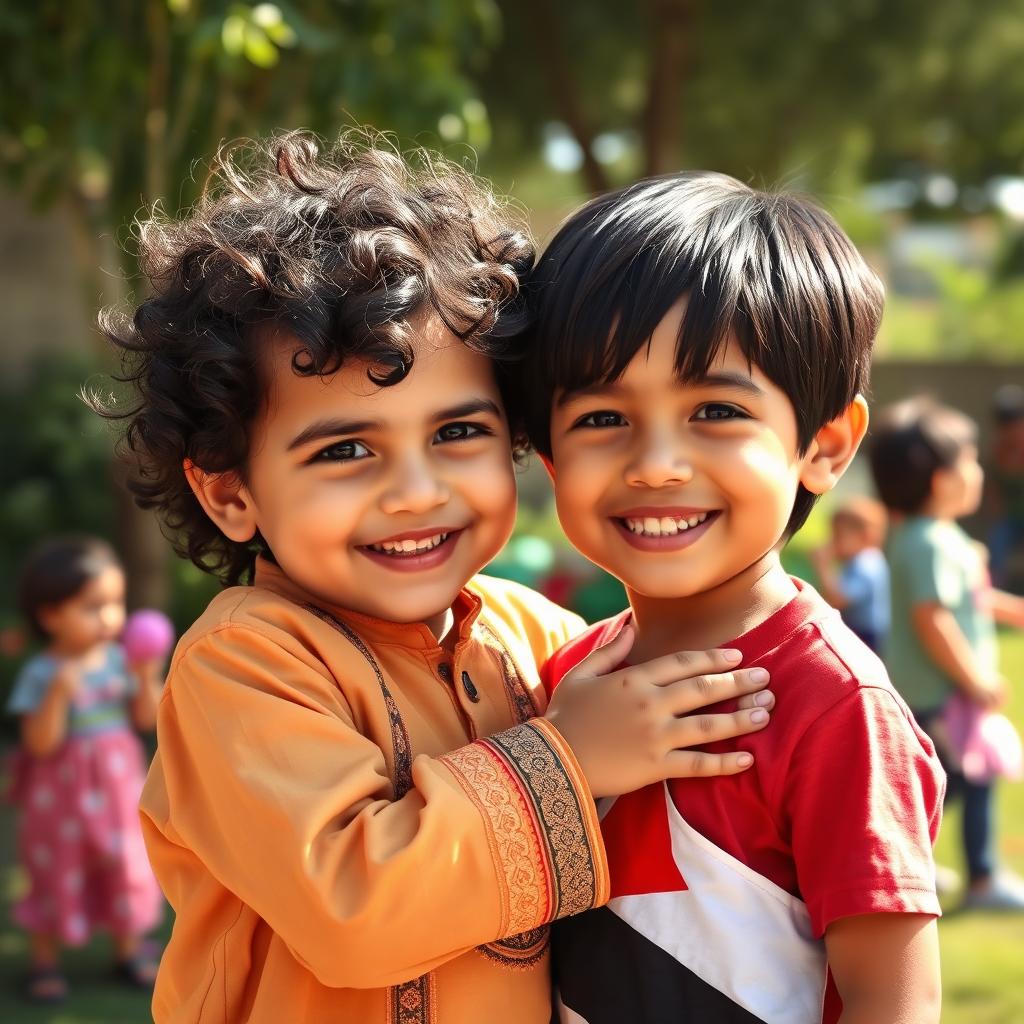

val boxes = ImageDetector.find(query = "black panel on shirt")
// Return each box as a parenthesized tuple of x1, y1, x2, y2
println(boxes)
(552, 907, 767, 1024)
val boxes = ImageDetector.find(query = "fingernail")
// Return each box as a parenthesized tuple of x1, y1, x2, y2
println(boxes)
(750, 708, 769, 724)
(737, 753, 754, 767)
(748, 668, 769, 684)
(722, 649, 743, 662)
(753, 690, 774, 707)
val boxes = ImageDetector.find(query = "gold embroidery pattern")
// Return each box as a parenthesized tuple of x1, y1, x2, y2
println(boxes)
(479, 925, 550, 970)
(478, 622, 540, 724)
(300, 604, 414, 796)
(488, 722, 600, 920)
(388, 972, 436, 1024)
(441, 739, 551, 937)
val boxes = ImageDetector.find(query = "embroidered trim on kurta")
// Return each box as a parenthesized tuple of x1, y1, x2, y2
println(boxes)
(388, 972, 437, 1024)
(440, 734, 551, 936)
(487, 720, 605, 919)
(442, 719, 607, 939)
(300, 604, 414, 796)
(479, 925, 550, 969)
(478, 621, 541, 724)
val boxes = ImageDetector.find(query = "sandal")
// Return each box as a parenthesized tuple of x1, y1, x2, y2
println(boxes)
(26, 964, 69, 1004)
(113, 940, 161, 989)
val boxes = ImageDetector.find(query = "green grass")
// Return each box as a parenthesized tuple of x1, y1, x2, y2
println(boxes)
(2, 638, 1023, 1021)
(932, 628, 1024, 1024)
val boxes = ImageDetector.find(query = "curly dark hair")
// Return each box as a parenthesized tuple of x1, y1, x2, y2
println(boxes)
(96, 131, 535, 586)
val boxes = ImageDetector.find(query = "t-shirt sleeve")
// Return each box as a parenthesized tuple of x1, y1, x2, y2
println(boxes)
(782, 686, 945, 937)
(904, 530, 963, 609)
(5, 656, 56, 715)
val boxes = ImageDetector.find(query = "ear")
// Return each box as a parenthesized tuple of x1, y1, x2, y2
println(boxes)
(799, 394, 869, 496)
(538, 453, 555, 481)
(184, 459, 259, 543)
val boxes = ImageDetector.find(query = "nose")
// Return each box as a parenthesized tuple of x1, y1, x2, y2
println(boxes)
(379, 453, 451, 516)
(624, 425, 694, 489)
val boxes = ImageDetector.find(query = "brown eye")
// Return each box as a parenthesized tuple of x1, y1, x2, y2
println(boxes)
(314, 440, 370, 462)
(577, 411, 625, 428)
(695, 404, 744, 421)
(434, 422, 487, 443)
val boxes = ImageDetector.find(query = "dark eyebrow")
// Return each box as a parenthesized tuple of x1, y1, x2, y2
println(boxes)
(557, 371, 764, 408)
(287, 418, 380, 451)
(433, 399, 504, 422)
(556, 381, 624, 408)
(692, 371, 765, 397)
(286, 399, 503, 451)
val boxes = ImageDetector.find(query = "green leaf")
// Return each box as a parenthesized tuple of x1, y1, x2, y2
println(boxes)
(243, 24, 279, 67)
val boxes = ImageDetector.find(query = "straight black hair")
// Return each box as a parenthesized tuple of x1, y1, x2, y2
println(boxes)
(521, 171, 884, 535)
(869, 398, 978, 515)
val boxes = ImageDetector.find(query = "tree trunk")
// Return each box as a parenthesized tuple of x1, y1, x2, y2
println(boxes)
(522, 0, 612, 195)
(644, 0, 694, 176)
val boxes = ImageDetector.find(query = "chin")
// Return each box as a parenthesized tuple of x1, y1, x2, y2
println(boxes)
(610, 571, 702, 601)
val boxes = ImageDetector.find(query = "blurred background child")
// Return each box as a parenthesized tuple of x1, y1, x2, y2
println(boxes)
(810, 496, 890, 654)
(987, 384, 1024, 590)
(5, 537, 164, 1003)
(870, 398, 1024, 911)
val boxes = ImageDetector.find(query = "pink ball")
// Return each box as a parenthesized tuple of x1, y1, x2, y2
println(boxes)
(122, 609, 175, 663)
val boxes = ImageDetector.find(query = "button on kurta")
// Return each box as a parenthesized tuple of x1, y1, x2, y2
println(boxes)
(438, 663, 452, 683)
(461, 671, 480, 702)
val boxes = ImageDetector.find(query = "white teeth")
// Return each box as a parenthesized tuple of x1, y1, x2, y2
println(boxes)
(623, 513, 709, 537)
(369, 532, 448, 555)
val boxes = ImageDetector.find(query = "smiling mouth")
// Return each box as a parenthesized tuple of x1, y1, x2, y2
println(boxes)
(365, 532, 452, 556)
(618, 512, 716, 537)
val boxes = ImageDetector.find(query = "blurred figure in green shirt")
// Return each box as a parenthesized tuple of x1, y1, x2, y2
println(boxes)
(871, 397, 1024, 910)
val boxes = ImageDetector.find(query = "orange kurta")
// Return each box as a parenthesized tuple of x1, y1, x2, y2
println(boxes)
(141, 560, 608, 1023)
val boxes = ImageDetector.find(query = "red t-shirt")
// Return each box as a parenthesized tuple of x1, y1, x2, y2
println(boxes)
(544, 579, 945, 1022)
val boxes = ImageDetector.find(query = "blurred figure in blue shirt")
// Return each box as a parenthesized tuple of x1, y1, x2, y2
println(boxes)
(811, 497, 890, 653)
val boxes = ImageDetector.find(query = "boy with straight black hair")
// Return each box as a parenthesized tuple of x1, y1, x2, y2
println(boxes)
(521, 172, 945, 1023)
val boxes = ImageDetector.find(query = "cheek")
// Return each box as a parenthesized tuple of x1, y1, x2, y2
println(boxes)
(730, 440, 800, 507)
(470, 458, 518, 522)
(262, 479, 365, 552)
(550, 442, 607, 500)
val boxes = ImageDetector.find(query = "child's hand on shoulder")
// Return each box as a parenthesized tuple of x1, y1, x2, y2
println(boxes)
(544, 624, 773, 799)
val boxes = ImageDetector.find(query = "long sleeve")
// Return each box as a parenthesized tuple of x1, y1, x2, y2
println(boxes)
(142, 622, 607, 990)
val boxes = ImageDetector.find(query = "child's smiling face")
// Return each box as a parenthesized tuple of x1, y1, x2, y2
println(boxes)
(547, 299, 836, 602)
(40, 566, 127, 655)
(202, 315, 517, 633)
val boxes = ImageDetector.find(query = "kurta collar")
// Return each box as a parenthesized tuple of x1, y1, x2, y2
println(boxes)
(251, 557, 484, 651)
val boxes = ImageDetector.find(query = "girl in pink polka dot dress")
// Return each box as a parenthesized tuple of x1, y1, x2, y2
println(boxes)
(6, 536, 164, 1003)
